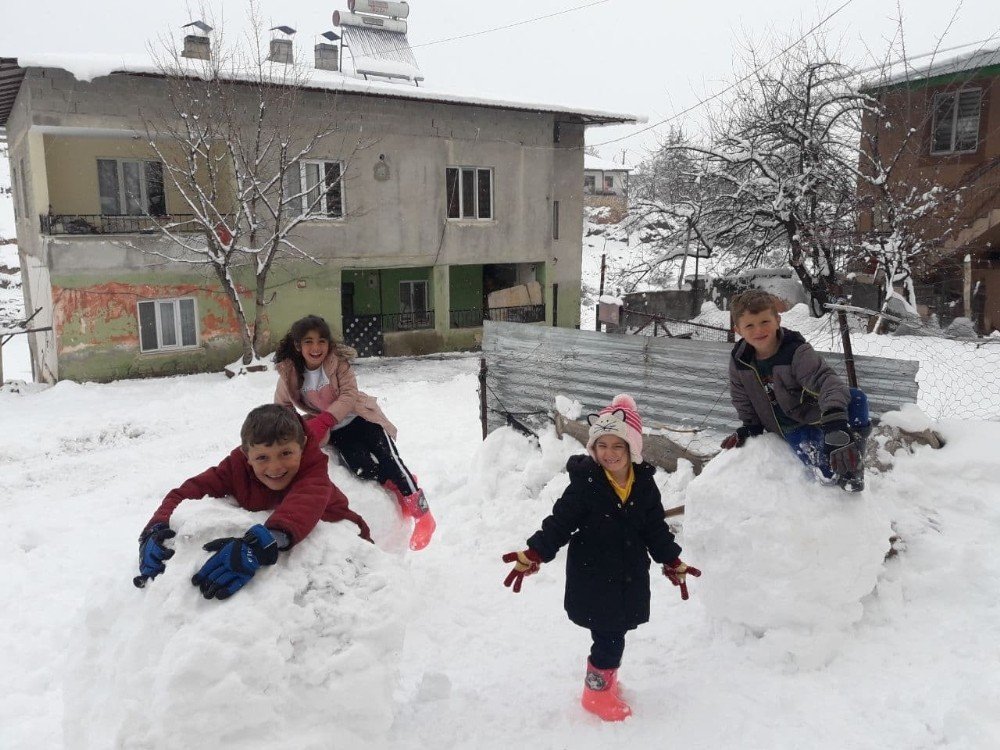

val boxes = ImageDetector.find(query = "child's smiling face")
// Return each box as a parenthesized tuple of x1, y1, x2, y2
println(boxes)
(295, 329, 330, 370)
(245, 439, 303, 491)
(594, 435, 630, 475)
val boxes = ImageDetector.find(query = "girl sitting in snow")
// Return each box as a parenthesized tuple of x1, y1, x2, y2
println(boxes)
(273, 314, 435, 551)
(502, 394, 700, 722)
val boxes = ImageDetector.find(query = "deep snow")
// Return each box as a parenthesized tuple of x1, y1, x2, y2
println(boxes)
(3, 352, 1000, 749)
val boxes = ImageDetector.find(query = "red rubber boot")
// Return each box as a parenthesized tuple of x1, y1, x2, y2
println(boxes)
(400, 490, 436, 551)
(581, 661, 631, 721)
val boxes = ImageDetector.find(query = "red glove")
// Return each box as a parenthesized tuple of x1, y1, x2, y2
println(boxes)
(502, 549, 542, 593)
(305, 412, 337, 443)
(662, 558, 702, 600)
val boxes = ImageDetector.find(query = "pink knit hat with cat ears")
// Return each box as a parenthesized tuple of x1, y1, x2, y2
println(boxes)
(585, 394, 644, 464)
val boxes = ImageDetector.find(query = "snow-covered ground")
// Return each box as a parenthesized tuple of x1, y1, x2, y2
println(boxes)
(3, 351, 1000, 749)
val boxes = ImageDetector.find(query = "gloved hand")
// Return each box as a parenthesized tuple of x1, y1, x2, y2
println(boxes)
(191, 524, 279, 600)
(821, 410, 862, 476)
(135, 523, 176, 588)
(502, 549, 542, 593)
(662, 558, 702, 600)
(720, 423, 764, 450)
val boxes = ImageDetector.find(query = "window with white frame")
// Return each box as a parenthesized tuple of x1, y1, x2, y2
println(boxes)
(398, 280, 430, 329)
(284, 160, 344, 218)
(603, 174, 615, 193)
(583, 175, 596, 194)
(137, 297, 199, 352)
(97, 158, 166, 215)
(446, 167, 493, 220)
(931, 89, 982, 154)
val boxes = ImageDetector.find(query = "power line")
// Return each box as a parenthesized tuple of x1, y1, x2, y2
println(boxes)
(410, 0, 612, 50)
(590, 0, 857, 148)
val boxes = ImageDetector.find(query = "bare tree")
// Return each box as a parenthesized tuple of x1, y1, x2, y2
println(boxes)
(137, 5, 365, 371)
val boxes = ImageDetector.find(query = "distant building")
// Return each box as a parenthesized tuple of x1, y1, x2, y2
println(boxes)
(584, 154, 631, 223)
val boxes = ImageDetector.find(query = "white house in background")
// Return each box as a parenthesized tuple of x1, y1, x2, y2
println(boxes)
(584, 154, 630, 196)
(583, 154, 631, 223)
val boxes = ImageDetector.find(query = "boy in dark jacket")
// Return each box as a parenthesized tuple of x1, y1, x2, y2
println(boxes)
(722, 290, 870, 491)
(502, 394, 700, 722)
(135, 404, 370, 600)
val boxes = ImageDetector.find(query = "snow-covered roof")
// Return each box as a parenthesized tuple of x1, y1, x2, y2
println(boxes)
(0, 53, 644, 128)
(875, 46, 1000, 88)
(584, 154, 633, 172)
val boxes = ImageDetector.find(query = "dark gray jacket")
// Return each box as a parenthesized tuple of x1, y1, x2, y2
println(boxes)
(729, 328, 850, 436)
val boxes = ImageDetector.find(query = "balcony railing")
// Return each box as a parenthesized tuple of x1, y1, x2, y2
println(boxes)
(40, 214, 200, 236)
(381, 310, 435, 333)
(450, 304, 546, 328)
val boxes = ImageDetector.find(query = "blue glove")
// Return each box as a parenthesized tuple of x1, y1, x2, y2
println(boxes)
(135, 523, 176, 588)
(191, 524, 279, 600)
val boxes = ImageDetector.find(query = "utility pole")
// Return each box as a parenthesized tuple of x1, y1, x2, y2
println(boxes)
(596, 252, 607, 332)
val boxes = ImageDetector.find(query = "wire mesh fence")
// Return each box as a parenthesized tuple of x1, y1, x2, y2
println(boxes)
(805, 304, 1000, 422)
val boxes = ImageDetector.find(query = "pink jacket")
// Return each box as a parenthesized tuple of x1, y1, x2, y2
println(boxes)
(275, 352, 398, 442)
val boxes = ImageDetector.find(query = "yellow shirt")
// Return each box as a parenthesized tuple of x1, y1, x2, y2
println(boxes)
(604, 465, 635, 503)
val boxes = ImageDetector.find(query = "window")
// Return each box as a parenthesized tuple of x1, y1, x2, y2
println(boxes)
(137, 297, 198, 352)
(604, 174, 615, 193)
(10, 165, 19, 218)
(583, 175, 596, 194)
(398, 280, 430, 329)
(19, 158, 30, 216)
(446, 167, 493, 220)
(284, 160, 344, 218)
(97, 158, 166, 215)
(552, 200, 560, 240)
(931, 89, 982, 154)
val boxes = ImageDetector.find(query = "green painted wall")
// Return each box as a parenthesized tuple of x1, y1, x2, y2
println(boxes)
(449, 264, 483, 310)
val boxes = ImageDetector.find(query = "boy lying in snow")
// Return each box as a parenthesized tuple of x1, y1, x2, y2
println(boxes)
(135, 404, 370, 600)
(721, 290, 871, 492)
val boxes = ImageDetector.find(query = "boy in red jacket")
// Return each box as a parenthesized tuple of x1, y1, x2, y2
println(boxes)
(135, 404, 370, 600)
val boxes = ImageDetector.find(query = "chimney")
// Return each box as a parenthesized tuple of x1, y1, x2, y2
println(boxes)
(181, 21, 213, 60)
(269, 38, 294, 64)
(182, 35, 211, 60)
(315, 43, 339, 71)
(268, 26, 296, 65)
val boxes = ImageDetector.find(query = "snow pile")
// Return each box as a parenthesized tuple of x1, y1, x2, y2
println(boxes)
(684, 435, 891, 669)
(63, 502, 409, 749)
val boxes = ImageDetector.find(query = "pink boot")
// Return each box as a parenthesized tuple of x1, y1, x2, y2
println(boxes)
(383, 479, 436, 551)
(581, 661, 631, 721)
(400, 490, 436, 551)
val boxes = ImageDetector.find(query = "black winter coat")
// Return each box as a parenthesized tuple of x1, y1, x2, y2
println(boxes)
(527, 455, 681, 632)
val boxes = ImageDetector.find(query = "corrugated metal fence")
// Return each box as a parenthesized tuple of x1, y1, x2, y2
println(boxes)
(482, 321, 919, 436)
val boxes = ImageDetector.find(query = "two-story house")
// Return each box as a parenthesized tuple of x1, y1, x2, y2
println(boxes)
(1, 46, 639, 383)
(859, 47, 1000, 333)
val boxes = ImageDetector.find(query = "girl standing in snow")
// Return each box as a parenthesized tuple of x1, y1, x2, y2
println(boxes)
(273, 315, 435, 551)
(502, 394, 700, 721)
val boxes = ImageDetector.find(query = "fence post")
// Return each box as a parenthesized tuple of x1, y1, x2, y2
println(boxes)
(478, 356, 488, 440)
(836, 308, 859, 388)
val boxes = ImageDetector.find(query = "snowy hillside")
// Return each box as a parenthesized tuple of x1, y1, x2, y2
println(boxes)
(3, 352, 1000, 749)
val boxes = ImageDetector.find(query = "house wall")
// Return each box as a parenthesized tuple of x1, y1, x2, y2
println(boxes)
(860, 72, 1000, 242)
(8, 66, 588, 380)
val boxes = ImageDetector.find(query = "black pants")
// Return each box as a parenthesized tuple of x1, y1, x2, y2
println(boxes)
(327, 416, 418, 494)
(589, 629, 627, 670)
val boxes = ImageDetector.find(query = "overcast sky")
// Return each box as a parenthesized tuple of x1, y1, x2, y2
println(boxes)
(2, 0, 998, 162)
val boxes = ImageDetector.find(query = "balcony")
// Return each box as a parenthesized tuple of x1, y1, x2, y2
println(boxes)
(40, 214, 200, 236)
